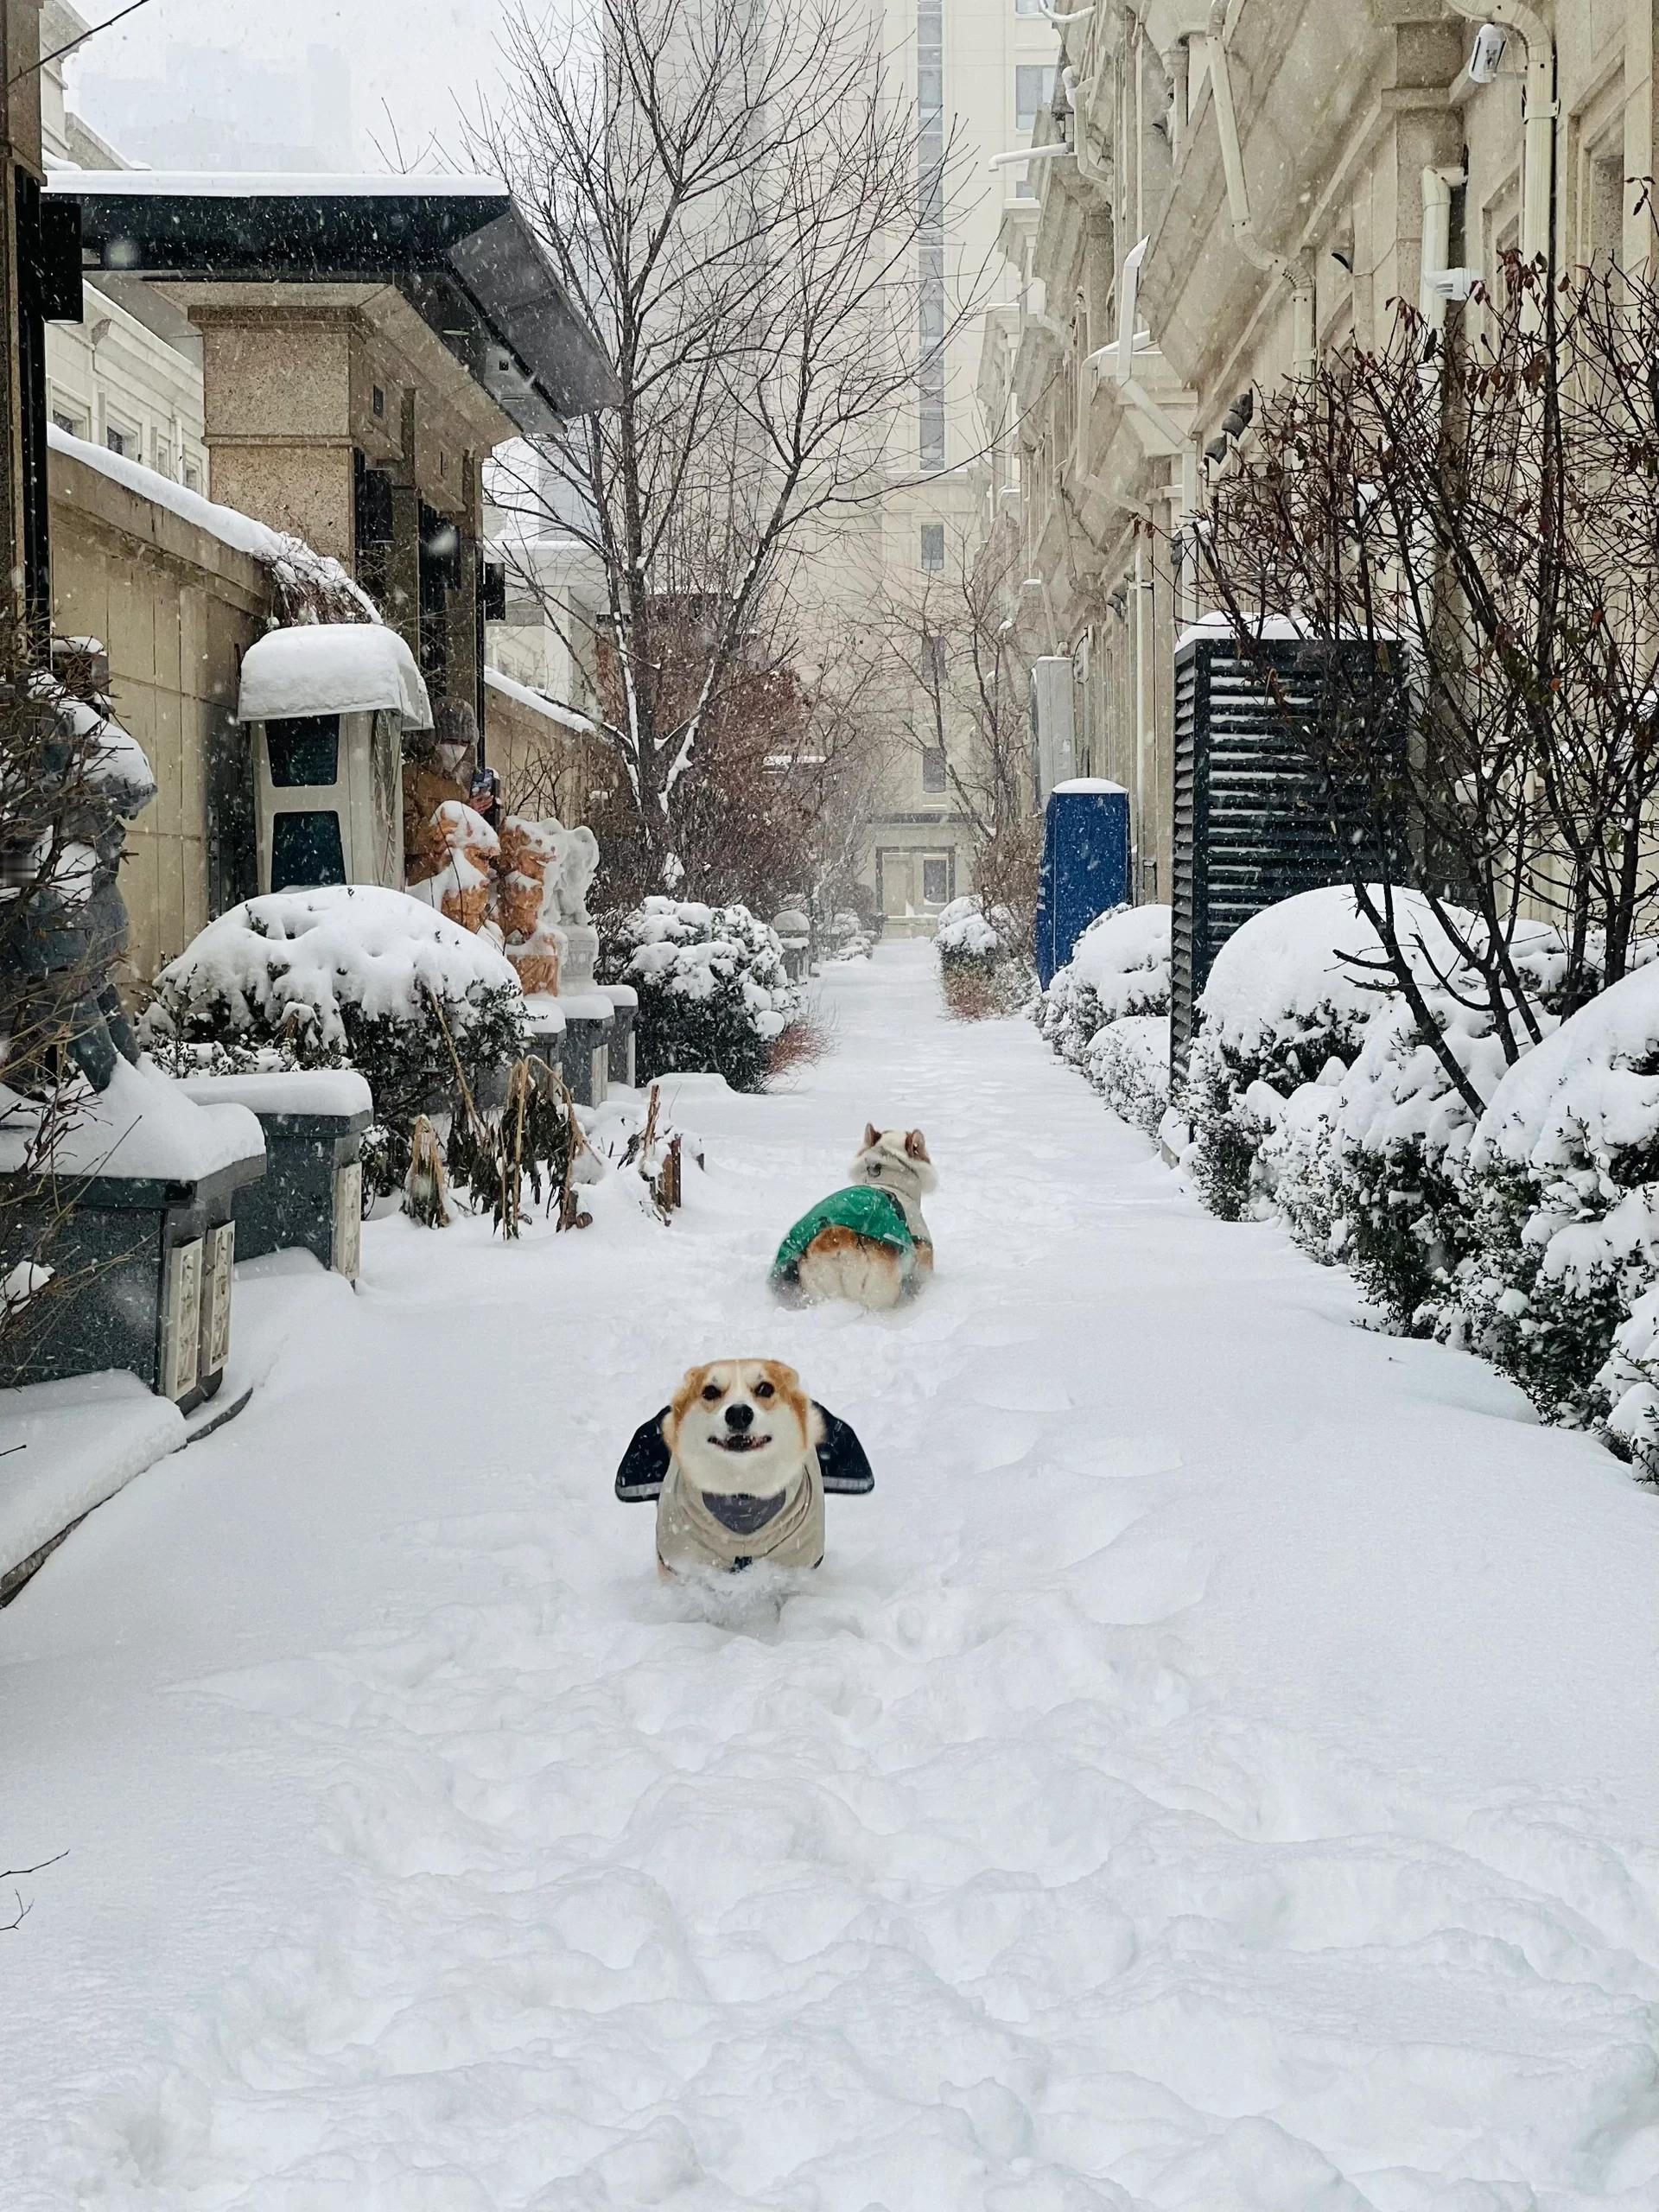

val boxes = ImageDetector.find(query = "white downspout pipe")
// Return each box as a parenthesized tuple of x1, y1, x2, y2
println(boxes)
(1420, 164, 1456, 333)
(1112, 236, 1148, 385)
(1205, 0, 1315, 376)
(1442, 0, 1554, 265)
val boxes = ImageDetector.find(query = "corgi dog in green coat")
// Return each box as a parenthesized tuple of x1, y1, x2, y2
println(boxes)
(772, 1125, 937, 1311)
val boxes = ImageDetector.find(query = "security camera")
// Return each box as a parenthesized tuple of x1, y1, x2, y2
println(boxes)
(1468, 22, 1509, 85)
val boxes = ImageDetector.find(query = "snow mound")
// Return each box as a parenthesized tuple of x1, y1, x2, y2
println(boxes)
(237, 624, 433, 728)
(1085, 1012, 1170, 1135)
(1471, 960, 1659, 1176)
(936, 895, 1018, 963)
(1198, 884, 1465, 1062)
(151, 885, 523, 1052)
(0, 1055, 263, 1181)
(1063, 903, 1171, 1020)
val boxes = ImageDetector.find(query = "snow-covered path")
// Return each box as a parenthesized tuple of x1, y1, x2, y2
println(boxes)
(6, 944, 1659, 2210)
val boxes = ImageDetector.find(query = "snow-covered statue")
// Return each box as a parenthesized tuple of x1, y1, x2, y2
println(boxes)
(493, 815, 602, 998)
(2, 678, 156, 1092)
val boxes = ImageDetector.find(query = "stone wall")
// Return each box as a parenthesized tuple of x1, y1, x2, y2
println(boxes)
(48, 444, 273, 982)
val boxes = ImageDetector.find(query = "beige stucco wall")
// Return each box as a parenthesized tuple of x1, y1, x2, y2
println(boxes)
(49, 447, 273, 983)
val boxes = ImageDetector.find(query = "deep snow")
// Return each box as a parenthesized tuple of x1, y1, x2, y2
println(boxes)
(3, 944, 1659, 2209)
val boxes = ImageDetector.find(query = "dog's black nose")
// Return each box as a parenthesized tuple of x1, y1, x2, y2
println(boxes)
(725, 1402, 754, 1431)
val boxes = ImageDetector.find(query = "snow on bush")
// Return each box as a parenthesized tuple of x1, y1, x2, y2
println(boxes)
(1039, 904, 1172, 1071)
(144, 886, 527, 1194)
(935, 894, 1014, 969)
(822, 910, 874, 964)
(1085, 1014, 1170, 1136)
(1183, 886, 1475, 1221)
(936, 895, 1032, 1017)
(1439, 964, 1659, 1427)
(1264, 989, 1541, 1327)
(599, 897, 800, 1093)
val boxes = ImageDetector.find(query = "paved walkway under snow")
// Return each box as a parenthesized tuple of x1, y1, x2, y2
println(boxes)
(5, 944, 1659, 2209)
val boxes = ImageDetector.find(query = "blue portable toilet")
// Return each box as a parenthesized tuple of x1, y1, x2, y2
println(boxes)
(1036, 779, 1131, 986)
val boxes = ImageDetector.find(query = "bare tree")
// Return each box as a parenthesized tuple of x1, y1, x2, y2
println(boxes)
(1196, 230, 1659, 1112)
(880, 527, 1040, 931)
(475, 0, 980, 891)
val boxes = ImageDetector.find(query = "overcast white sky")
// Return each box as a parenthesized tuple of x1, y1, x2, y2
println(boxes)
(71, 0, 526, 171)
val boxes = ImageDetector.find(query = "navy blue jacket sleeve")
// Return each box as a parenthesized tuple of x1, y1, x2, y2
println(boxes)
(616, 1408, 672, 1500)
(816, 1404, 874, 1494)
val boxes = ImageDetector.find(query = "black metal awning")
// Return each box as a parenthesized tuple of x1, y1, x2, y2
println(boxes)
(48, 175, 617, 433)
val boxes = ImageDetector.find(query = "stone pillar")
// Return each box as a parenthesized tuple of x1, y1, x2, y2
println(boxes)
(388, 477, 422, 668)
(444, 449, 483, 743)
(191, 308, 357, 560)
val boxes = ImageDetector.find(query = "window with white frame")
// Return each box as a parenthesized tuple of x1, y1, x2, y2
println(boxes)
(922, 855, 950, 904)
(1015, 64, 1055, 131)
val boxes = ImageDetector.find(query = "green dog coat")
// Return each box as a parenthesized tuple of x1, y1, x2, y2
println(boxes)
(771, 1185, 915, 1289)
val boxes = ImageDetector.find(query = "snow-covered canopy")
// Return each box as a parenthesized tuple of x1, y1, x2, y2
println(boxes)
(55, 173, 511, 200)
(238, 626, 432, 731)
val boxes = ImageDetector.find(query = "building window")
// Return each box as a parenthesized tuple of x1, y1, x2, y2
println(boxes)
(924, 632, 947, 683)
(183, 461, 202, 493)
(105, 424, 132, 458)
(1015, 64, 1056, 131)
(51, 410, 82, 438)
(154, 442, 173, 477)
(1015, 0, 1047, 11)
(923, 855, 950, 904)
(920, 523, 944, 570)
(372, 383, 385, 418)
(922, 747, 948, 792)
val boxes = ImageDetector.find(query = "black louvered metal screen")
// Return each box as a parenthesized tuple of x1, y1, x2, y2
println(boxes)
(1171, 634, 1402, 1069)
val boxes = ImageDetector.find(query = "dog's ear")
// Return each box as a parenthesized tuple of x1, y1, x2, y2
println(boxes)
(904, 1129, 931, 1163)
(862, 1122, 880, 1150)
(616, 1408, 673, 1501)
(814, 1403, 874, 1494)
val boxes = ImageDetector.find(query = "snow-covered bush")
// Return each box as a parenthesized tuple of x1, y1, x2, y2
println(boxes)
(1269, 993, 1531, 1325)
(1183, 886, 1467, 1221)
(822, 910, 874, 964)
(1438, 966, 1659, 1426)
(144, 886, 527, 1194)
(599, 897, 799, 1092)
(936, 895, 1030, 1016)
(1039, 904, 1172, 1070)
(1085, 1014, 1170, 1136)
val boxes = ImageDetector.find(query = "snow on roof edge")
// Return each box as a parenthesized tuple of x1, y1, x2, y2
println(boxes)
(484, 665, 598, 735)
(49, 172, 511, 200)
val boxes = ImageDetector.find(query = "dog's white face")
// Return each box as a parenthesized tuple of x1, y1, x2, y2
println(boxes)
(850, 1123, 937, 1198)
(665, 1359, 821, 1497)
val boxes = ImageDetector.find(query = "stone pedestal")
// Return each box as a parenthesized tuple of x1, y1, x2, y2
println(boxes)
(0, 1154, 264, 1412)
(180, 1072, 373, 1281)
(601, 984, 638, 1089)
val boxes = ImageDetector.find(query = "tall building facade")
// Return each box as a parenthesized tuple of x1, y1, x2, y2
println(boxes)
(849, 0, 1059, 935)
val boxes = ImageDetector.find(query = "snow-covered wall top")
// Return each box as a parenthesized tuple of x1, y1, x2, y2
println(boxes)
(0, 1058, 264, 1182)
(238, 626, 432, 731)
(51, 427, 375, 622)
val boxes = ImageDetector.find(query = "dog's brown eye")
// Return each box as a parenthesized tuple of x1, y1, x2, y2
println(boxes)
(754, 1381, 774, 1399)
(701, 1383, 722, 1402)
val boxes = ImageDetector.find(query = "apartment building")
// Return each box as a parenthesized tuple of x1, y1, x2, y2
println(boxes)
(41, 2, 211, 492)
(846, 0, 1063, 933)
(984, 0, 1652, 909)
